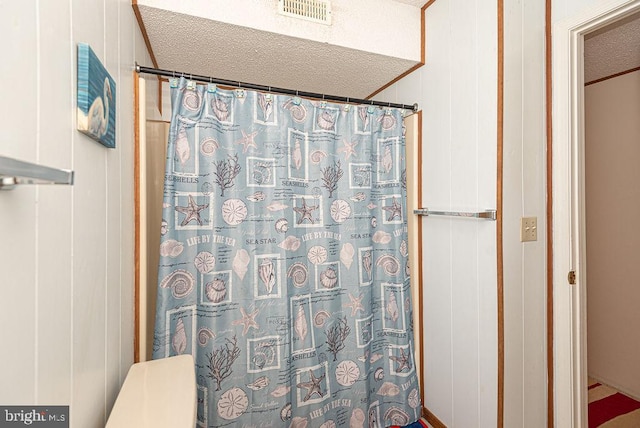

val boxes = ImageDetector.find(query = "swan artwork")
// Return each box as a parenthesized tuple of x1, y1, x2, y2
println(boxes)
(88, 77, 113, 139)
(77, 43, 116, 148)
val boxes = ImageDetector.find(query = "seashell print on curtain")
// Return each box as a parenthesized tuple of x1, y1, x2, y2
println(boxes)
(153, 77, 421, 427)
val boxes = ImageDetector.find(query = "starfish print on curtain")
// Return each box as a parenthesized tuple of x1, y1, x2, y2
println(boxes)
(293, 197, 318, 225)
(297, 369, 326, 401)
(175, 194, 209, 226)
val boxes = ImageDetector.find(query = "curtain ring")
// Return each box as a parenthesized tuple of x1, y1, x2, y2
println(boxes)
(343, 98, 350, 112)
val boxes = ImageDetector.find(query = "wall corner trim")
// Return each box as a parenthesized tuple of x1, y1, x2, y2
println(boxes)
(132, 0, 159, 69)
(366, 0, 434, 99)
(423, 406, 447, 428)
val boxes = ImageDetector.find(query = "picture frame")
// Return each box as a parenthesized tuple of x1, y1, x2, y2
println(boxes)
(77, 43, 116, 148)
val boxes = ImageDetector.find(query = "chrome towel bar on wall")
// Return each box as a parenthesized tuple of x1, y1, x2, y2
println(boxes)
(0, 156, 74, 190)
(413, 208, 497, 221)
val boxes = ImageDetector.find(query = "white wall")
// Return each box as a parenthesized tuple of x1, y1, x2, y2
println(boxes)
(0, 1, 152, 426)
(375, 0, 549, 426)
(502, 0, 548, 426)
(0, 0, 578, 425)
(374, 1, 499, 426)
(585, 70, 640, 399)
(553, 0, 623, 24)
(550, 1, 640, 426)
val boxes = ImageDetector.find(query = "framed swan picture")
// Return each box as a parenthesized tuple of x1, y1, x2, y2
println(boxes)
(77, 43, 116, 148)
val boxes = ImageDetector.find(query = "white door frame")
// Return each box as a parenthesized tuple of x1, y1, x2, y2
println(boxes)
(552, 0, 640, 426)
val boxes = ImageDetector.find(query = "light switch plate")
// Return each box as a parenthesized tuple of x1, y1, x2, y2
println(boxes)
(521, 217, 537, 242)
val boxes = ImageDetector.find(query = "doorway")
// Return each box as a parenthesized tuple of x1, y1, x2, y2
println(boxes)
(583, 10, 640, 422)
(552, 1, 640, 426)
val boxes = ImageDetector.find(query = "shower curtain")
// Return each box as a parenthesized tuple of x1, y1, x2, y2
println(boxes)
(153, 77, 421, 427)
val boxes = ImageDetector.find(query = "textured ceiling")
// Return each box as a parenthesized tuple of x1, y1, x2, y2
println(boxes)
(137, 4, 421, 99)
(584, 12, 640, 83)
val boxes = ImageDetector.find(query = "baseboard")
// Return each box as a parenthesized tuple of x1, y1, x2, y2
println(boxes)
(589, 373, 640, 402)
(422, 406, 446, 428)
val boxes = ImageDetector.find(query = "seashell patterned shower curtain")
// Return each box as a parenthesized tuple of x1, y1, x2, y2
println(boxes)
(153, 77, 421, 427)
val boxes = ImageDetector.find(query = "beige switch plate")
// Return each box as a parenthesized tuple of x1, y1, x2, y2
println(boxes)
(521, 217, 537, 242)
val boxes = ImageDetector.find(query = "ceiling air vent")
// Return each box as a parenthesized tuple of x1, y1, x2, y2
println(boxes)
(278, 0, 332, 25)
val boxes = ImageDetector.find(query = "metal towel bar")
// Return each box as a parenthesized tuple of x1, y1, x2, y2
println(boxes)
(0, 156, 74, 190)
(413, 208, 496, 221)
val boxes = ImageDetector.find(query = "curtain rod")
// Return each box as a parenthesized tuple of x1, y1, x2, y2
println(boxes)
(135, 64, 418, 112)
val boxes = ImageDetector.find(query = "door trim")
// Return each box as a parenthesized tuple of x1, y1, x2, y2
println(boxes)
(134, 74, 143, 363)
(545, 1, 554, 425)
(551, 1, 640, 425)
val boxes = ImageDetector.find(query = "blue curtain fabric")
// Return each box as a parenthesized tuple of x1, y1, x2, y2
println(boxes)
(153, 77, 421, 427)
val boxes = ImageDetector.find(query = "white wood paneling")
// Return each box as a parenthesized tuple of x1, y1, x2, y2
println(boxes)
(502, 0, 525, 425)
(123, 1, 151, 386)
(475, 1, 499, 427)
(72, 0, 109, 423)
(477, 224, 498, 427)
(502, 0, 547, 427)
(36, 0, 73, 405)
(0, 0, 38, 404)
(449, 1, 480, 426)
(105, 0, 122, 416)
(422, 1, 455, 424)
(520, 1, 547, 426)
(553, 0, 624, 24)
(0, 0, 152, 425)
(373, 1, 499, 426)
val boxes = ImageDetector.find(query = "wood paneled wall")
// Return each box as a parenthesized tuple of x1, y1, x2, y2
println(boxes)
(0, 1, 153, 426)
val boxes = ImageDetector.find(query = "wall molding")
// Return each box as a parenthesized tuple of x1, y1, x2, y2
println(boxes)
(366, 1, 432, 99)
(423, 406, 447, 428)
(416, 111, 426, 415)
(132, 0, 164, 118)
(497, 0, 504, 426)
(133, 72, 141, 364)
(132, 0, 159, 68)
(545, 0, 554, 426)
(585, 65, 640, 86)
(496, 0, 504, 428)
